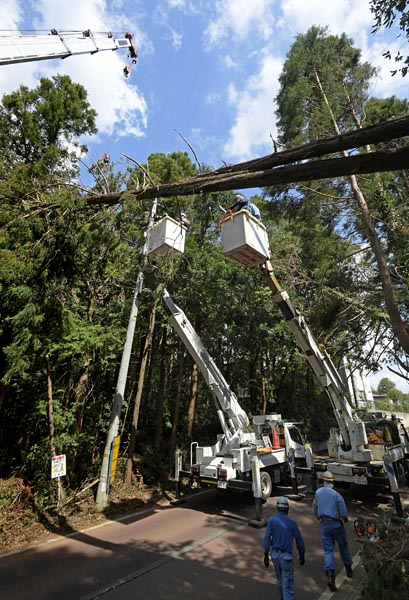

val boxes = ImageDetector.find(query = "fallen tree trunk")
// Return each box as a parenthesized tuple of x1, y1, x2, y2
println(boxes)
(84, 145, 409, 206)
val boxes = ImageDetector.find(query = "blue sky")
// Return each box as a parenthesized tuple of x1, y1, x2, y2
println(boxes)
(2, 0, 407, 171)
(1, 0, 408, 392)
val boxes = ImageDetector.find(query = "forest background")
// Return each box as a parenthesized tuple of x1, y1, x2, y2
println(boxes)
(1, 6, 409, 533)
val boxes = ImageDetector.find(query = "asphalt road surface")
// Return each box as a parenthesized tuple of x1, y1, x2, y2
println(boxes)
(0, 482, 401, 600)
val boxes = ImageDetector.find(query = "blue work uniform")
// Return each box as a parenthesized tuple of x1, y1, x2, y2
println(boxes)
(244, 201, 261, 220)
(313, 486, 353, 572)
(263, 512, 305, 600)
(229, 198, 261, 221)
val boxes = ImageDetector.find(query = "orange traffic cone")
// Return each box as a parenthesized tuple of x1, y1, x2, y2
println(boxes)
(271, 427, 281, 449)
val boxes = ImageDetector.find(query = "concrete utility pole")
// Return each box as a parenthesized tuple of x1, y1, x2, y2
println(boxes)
(95, 200, 157, 509)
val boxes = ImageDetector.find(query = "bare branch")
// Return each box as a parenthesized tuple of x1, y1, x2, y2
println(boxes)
(121, 152, 157, 188)
(174, 128, 202, 171)
(78, 156, 109, 194)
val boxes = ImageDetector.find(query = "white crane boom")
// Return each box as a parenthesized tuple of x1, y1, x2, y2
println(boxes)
(161, 288, 250, 440)
(142, 268, 249, 441)
(260, 260, 371, 463)
(0, 29, 138, 66)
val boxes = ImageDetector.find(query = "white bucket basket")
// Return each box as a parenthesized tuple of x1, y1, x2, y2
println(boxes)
(146, 216, 187, 262)
(220, 210, 270, 266)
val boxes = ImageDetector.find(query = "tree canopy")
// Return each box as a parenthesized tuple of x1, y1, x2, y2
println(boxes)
(272, 25, 409, 376)
(370, 0, 409, 76)
(0, 74, 97, 177)
(0, 33, 408, 513)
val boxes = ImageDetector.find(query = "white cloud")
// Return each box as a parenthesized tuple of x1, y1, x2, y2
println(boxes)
(280, 0, 371, 39)
(205, 0, 275, 46)
(2, 0, 22, 25)
(166, 0, 186, 7)
(205, 91, 221, 105)
(223, 53, 282, 160)
(164, 0, 198, 11)
(224, 54, 238, 70)
(171, 30, 183, 49)
(153, 3, 185, 50)
(217, 0, 407, 163)
(361, 38, 409, 100)
(0, 0, 148, 140)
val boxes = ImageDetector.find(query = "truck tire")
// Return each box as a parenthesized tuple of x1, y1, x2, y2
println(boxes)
(260, 471, 273, 500)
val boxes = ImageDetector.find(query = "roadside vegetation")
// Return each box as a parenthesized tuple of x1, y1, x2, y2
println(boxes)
(1, 23, 408, 583)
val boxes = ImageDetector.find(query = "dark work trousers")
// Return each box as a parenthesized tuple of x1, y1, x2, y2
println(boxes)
(271, 550, 294, 600)
(320, 520, 352, 572)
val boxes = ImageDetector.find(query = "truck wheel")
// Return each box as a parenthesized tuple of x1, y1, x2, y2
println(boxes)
(260, 471, 273, 500)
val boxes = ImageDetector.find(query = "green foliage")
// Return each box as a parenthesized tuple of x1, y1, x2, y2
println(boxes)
(276, 26, 376, 146)
(361, 530, 409, 599)
(376, 377, 409, 409)
(2, 65, 407, 515)
(0, 76, 141, 496)
(0, 75, 97, 176)
(370, 0, 409, 76)
(377, 377, 397, 394)
(273, 25, 409, 375)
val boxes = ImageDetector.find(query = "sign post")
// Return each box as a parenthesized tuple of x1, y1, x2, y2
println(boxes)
(174, 449, 183, 499)
(51, 454, 66, 509)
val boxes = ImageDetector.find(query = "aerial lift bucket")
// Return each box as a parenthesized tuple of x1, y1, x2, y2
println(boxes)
(146, 215, 187, 263)
(219, 210, 270, 266)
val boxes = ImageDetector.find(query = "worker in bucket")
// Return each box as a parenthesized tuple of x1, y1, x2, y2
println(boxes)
(263, 496, 305, 600)
(178, 211, 190, 227)
(313, 470, 353, 592)
(228, 193, 261, 221)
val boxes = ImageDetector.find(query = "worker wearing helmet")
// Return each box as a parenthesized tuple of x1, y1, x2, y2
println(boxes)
(263, 496, 305, 600)
(313, 470, 353, 592)
(179, 212, 190, 227)
(228, 193, 261, 221)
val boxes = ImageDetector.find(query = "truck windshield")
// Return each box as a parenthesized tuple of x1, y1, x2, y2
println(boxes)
(288, 426, 304, 445)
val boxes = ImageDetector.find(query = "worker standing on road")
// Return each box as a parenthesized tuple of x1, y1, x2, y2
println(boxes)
(263, 496, 305, 600)
(313, 470, 353, 592)
(228, 193, 261, 221)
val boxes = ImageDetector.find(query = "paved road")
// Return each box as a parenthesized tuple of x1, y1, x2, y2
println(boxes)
(0, 483, 401, 600)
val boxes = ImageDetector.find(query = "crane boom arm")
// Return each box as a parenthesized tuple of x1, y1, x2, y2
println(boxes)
(142, 269, 249, 440)
(0, 30, 138, 66)
(260, 261, 359, 448)
(161, 288, 250, 439)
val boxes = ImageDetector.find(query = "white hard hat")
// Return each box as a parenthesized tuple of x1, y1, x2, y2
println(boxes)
(276, 496, 289, 509)
(322, 470, 335, 482)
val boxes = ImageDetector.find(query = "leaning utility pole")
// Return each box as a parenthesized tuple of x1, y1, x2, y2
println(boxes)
(95, 200, 157, 509)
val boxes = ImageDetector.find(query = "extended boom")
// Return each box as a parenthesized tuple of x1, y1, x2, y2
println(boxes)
(260, 260, 371, 463)
(0, 29, 138, 66)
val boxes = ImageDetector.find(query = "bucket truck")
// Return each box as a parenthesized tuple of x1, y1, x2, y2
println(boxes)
(219, 210, 409, 493)
(0, 29, 138, 67)
(143, 268, 306, 500)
